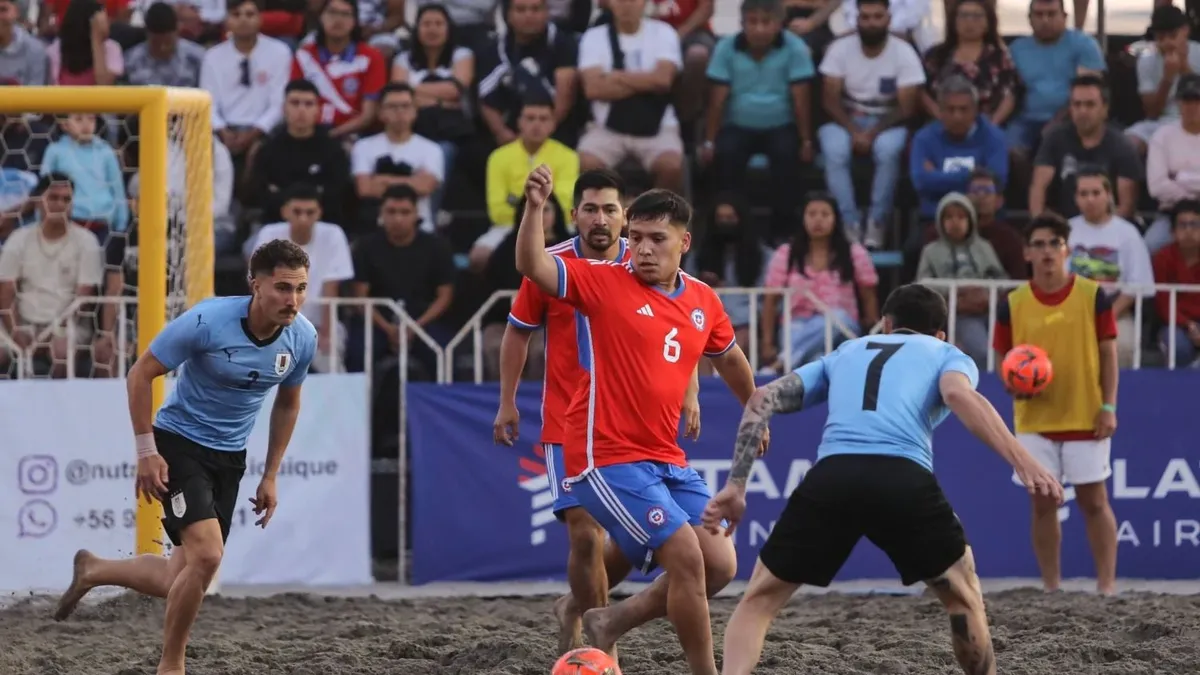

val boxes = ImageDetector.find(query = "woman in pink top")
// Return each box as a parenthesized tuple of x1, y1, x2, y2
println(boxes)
(48, 0, 123, 85)
(760, 192, 881, 371)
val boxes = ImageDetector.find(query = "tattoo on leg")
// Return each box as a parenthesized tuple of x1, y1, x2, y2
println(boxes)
(949, 613, 995, 675)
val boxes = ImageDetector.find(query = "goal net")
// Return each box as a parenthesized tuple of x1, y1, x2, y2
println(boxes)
(0, 88, 213, 381)
(0, 87, 213, 558)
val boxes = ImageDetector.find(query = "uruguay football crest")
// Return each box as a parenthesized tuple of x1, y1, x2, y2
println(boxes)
(690, 308, 706, 331)
(274, 351, 292, 376)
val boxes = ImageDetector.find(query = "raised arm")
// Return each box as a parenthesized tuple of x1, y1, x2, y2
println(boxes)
(938, 371, 1062, 503)
(514, 165, 562, 297)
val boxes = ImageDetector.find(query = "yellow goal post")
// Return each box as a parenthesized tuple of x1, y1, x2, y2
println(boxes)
(0, 86, 214, 557)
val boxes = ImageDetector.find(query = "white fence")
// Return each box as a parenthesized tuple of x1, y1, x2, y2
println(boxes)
(1, 281, 1197, 588)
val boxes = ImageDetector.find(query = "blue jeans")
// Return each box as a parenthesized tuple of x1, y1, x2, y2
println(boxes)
(1143, 215, 1174, 256)
(1004, 117, 1047, 152)
(1159, 325, 1198, 366)
(954, 315, 991, 367)
(431, 141, 458, 221)
(818, 119, 907, 229)
(786, 308, 859, 369)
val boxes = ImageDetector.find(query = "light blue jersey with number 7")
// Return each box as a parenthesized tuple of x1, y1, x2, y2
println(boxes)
(793, 333, 980, 472)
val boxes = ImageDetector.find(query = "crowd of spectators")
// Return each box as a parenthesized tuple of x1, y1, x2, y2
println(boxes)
(0, 0, 1198, 388)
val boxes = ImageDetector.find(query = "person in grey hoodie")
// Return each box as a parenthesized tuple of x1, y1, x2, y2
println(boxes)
(0, 0, 48, 86)
(916, 191, 1009, 365)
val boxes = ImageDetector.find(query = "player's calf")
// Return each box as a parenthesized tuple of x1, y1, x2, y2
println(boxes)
(924, 547, 996, 675)
(653, 526, 718, 675)
(556, 508, 609, 652)
(721, 560, 802, 675)
(160, 521, 225, 673)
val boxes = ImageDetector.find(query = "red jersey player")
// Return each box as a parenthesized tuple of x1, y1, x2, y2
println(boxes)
(492, 170, 702, 655)
(291, 0, 387, 135)
(515, 165, 763, 675)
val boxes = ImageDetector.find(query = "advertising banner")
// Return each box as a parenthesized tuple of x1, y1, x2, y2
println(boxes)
(408, 371, 1200, 585)
(0, 374, 373, 592)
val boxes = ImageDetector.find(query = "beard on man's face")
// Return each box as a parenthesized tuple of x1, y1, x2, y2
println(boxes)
(859, 26, 888, 46)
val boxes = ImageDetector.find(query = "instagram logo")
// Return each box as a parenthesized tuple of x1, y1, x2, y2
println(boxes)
(18, 455, 59, 495)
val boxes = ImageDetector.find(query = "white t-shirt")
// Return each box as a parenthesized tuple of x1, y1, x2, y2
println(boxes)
(250, 221, 355, 329)
(578, 18, 683, 129)
(0, 223, 103, 325)
(351, 132, 446, 230)
(1066, 215, 1156, 298)
(818, 34, 926, 117)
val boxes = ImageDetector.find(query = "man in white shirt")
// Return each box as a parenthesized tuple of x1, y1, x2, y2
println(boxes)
(0, 174, 103, 379)
(351, 82, 445, 234)
(1068, 169, 1157, 368)
(199, 0, 292, 162)
(818, 0, 924, 249)
(577, 0, 685, 193)
(248, 183, 355, 371)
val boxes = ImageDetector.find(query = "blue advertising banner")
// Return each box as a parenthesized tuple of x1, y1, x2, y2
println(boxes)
(408, 371, 1200, 586)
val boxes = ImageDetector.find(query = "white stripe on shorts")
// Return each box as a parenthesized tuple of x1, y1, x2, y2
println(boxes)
(587, 471, 651, 545)
(544, 443, 559, 501)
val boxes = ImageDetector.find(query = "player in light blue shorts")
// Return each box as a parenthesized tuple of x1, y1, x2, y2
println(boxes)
(703, 283, 1064, 675)
(53, 239, 317, 675)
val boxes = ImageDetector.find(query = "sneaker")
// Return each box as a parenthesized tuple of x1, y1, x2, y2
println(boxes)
(863, 218, 887, 250)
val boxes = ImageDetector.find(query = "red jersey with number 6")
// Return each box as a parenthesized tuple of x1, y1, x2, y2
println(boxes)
(508, 237, 630, 445)
(553, 257, 736, 478)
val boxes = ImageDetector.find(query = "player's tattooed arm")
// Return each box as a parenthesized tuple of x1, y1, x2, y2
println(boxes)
(728, 374, 806, 486)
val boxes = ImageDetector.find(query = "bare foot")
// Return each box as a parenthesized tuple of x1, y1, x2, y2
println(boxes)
(53, 550, 96, 621)
(582, 607, 619, 656)
(553, 593, 582, 653)
(156, 667, 185, 675)
(1097, 584, 1117, 597)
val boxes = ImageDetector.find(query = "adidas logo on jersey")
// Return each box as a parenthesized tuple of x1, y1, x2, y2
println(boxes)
(637, 304, 655, 317)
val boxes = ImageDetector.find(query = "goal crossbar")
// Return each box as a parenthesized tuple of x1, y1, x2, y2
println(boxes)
(0, 86, 214, 556)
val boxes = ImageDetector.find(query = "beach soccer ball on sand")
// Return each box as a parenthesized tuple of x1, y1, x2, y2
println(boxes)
(551, 647, 620, 674)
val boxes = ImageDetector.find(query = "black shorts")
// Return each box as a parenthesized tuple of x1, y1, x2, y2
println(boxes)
(759, 454, 967, 587)
(155, 427, 246, 547)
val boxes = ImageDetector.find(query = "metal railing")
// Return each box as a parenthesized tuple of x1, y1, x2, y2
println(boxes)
(917, 279, 1200, 371)
(443, 287, 860, 383)
(0, 295, 438, 585)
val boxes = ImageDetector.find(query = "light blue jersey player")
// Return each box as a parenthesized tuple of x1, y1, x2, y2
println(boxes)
(704, 284, 1064, 675)
(54, 239, 317, 675)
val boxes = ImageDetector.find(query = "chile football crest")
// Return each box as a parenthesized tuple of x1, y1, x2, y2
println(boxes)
(690, 308, 706, 331)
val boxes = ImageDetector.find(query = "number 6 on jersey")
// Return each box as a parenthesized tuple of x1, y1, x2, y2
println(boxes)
(663, 327, 681, 363)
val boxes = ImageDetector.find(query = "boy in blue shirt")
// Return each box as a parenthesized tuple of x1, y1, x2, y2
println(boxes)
(53, 239, 317, 675)
(706, 283, 1063, 675)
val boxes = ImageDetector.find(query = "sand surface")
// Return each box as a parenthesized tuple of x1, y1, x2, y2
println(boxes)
(2, 584, 1198, 674)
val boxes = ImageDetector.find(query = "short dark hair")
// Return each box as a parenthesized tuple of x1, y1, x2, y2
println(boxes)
(968, 167, 999, 188)
(226, 0, 262, 13)
(1172, 199, 1200, 226)
(626, 189, 693, 230)
(382, 184, 419, 206)
(741, 0, 784, 16)
(1070, 73, 1110, 104)
(34, 172, 73, 197)
(881, 284, 948, 336)
(380, 82, 415, 103)
(1024, 211, 1071, 242)
(520, 93, 555, 112)
(285, 79, 319, 97)
(858, 0, 890, 9)
(249, 239, 310, 278)
(281, 182, 321, 205)
(572, 168, 625, 206)
(144, 2, 177, 33)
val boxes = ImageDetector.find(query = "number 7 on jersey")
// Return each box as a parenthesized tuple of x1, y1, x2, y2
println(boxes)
(861, 342, 903, 411)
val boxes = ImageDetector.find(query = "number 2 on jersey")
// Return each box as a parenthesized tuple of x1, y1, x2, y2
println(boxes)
(663, 327, 681, 363)
(862, 342, 903, 411)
